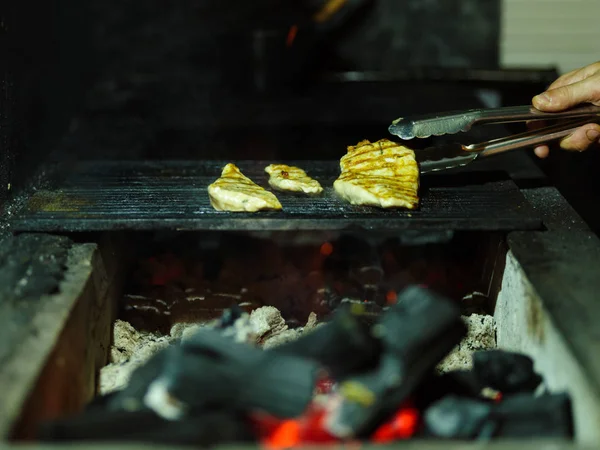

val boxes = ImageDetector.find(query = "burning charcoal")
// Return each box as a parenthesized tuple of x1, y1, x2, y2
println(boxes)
(370, 401, 420, 442)
(325, 286, 467, 438)
(144, 329, 321, 420)
(272, 303, 381, 379)
(472, 350, 542, 394)
(422, 395, 493, 439)
(38, 409, 254, 446)
(253, 403, 339, 447)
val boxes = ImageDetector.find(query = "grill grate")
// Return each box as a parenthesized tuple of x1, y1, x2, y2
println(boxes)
(10, 160, 541, 232)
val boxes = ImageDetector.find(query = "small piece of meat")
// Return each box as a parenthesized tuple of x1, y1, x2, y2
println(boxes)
(333, 139, 419, 209)
(208, 163, 282, 212)
(265, 164, 323, 195)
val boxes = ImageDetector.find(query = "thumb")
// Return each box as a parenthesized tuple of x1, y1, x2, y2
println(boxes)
(532, 80, 592, 112)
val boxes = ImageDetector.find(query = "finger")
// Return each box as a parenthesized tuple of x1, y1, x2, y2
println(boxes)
(547, 62, 600, 91)
(534, 145, 550, 158)
(548, 61, 600, 90)
(559, 123, 600, 152)
(532, 78, 599, 112)
(547, 67, 583, 91)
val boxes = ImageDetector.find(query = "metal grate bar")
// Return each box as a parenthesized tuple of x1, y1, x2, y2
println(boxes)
(10, 160, 542, 232)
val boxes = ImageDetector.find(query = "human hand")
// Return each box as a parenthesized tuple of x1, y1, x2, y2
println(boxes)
(531, 61, 600, 158)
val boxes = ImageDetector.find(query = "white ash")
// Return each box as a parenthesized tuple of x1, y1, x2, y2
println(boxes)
(170, 322, 198, 340)
(250, 306, 288, 339)
(100, 308, 495, 400)
(178, 306, 292, 345)
(111, 320, 172, 362)
(262, 329, 303, 349)
(99, 364, 132, 396)
(221, 312, 260, 344)
(109, 320, 147, 364)
(100, 320, 172, 394)
(304, 312, 318, 330)
(99, 308, 319, 395)
(437, 313, 497, 373)
(262, 311, 319, 349)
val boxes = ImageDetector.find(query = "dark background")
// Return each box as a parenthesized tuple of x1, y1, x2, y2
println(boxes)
(1, 0, 598, 233)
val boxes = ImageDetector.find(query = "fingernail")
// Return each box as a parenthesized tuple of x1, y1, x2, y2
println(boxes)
(586, 129, 600, 142)
(533, 93, 551, 105)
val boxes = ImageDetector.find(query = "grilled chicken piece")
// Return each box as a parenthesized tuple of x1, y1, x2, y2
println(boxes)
(265, 164, 323, 195)
(333, 139, 419, 209)
(208, 163, 282, 212)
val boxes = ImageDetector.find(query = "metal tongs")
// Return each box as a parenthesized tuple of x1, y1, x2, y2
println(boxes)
(388, 104, 600, 173)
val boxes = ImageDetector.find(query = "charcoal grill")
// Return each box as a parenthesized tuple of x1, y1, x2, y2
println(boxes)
(3, 0, 600, 448)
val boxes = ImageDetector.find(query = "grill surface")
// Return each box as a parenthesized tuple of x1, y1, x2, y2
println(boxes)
(10, 160, 541, 232)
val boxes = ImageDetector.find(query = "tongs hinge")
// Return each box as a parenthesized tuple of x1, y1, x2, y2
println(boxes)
(416, 117, 600, 174)
(467, 118, 598, 157)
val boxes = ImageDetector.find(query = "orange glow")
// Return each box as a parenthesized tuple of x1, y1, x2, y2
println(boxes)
(320, 242, 334, 256)
(146, 254, 185, 286)
(313, 0, 348, 23)
(386, 290, 398, 304)
(371, 407, 419, 442)
(262, 420, 301, 449)
(286, 25, 298, 47)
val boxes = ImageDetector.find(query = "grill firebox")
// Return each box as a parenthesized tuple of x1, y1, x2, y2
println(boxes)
(2, 2, 598, 446)
(2, 219, 600, 449)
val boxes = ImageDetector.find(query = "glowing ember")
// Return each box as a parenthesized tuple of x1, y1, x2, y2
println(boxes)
(315, 376, 336, 396)
(286, 25, 298, 47)
(320, 242, 334, 256)
(144, 254, 185, 286)
(385, 290, 397, 305)
(371, 403, 420, 443)
(313, 0, 349, 23)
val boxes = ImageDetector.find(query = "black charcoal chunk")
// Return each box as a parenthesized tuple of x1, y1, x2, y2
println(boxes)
(493, 393, 573, 439)
(326, 285, 466, 438)
(273, 303, 381, 379)
(422, 392, 574, 440)
(414, 371, 484, 410)
(473, 350, 543, 394)
(38, 409, 254, 446)
(150, 328, 321, 419)
(423, 395, 492, 439)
